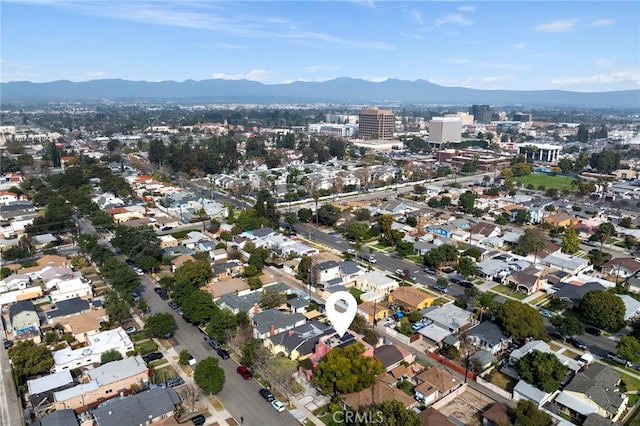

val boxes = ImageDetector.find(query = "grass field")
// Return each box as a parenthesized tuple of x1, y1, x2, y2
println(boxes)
(509, 173, 573, 191)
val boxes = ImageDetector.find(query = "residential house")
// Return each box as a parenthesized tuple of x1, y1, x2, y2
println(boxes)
(543, 252, 591, 275)
(0, 273, 31, 293)
(341, 379, 416, 412)
(252, 309, 306, 339)
(355, 271, 399, 297)
(0, 191, 21, 205)
(89, 386, 180, 426)
(158, 234, 178, 249)
(390, 286, 434, 312)
(52, 327, 134, 373)
(27, 370, 76, 412)
(9, 300, 39, 338)
(309, 332, 374, 368)
(482, 403, 510, 426)
(45, 297, 102, 324)
(211, 261, 243, 280)
(419, 407, 457, 426)
(170, 254, 195, 272)
(422, 303, 476, 334)
(373, 344, 414, 372)
(211, 248, 228, 263)
(357, 301, 389, 324)
(313, 260, 342, 287)
(378, 199, 411, 215)
(556, 364, 627, 422)
(509, 340, 582, 373)
(53, 356, 149, 411)
(57, 306, 108, 343)
(414, 367, 463, 405)
(544, 211, 576, 227)
(34, 410, 79, 426)
(476, 258, 510, 280)
(205, 277, 250, 300)
(287, 296, 309, 314)
(264, 321, 335, 360)
(513, 380, 553, 408)
(554, 282, 607, 308)
(49, 277, 93, 302)
(617, 294, 640, 321)
(505, 266, 545, 295)
(603, 258, 640, 278)
(464, 321, 511, 355)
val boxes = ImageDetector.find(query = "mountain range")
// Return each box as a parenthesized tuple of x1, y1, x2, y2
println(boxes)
(2, 77, 638, 108)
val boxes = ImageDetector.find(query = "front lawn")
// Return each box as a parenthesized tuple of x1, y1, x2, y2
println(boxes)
(398, 380, 416, 396)
(490, 285, 528, 300)
(135, 340, 158, 355)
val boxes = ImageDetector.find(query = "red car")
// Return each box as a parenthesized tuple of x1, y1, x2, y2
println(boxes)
(237, 366, 253, 380)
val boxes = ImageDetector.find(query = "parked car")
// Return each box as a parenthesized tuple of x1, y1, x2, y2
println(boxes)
(124, 326, 137, 334)
(539, 309, 554, 319)
(346, 249, 356, 255)
(131, 291, 141, 302)
(209, 338, 221, 349)
(190, 415, 205, 426)
(237, 366, 253, 380)
(187, 353, 196, 366)
(259, 388, 275, 402)
(133, 267, 144, 276)
(411, 323, 426, 331)
(153, 287, 163, 294)
(449, 277, 462, 285)
(166, 378, 185, 388)
(143, 352, 163, 363)
(567, 337, 587, 350)
(432, 285, 448, 293)
(607, 352, 632, 367)
(168, 301, 179, 310)
(217, 348, 230, 360)
(549, 331, 566, 341)
(3, 340, 13, 349)
(271, 400, 286, 412)
(395, 269, 404, 276)
(585, 326, 602, 336)
(424, 267, 436, 275)
(409, 274, 417, 282)
(459, 281, 474, 288)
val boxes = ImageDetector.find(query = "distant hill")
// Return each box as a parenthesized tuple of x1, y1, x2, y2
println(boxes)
(2, 77, 638, 108)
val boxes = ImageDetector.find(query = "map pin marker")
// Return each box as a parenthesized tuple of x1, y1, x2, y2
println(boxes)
(325, 291, 358, 338)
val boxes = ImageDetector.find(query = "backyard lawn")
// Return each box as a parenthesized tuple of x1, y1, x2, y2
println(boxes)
(490, 285, 528, 300)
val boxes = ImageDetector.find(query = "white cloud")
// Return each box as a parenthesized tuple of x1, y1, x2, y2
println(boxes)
(86, 71, 107, 78)
(481, 75, 514, 83)
(515, 42, 526, 49)
(587, 19, 614, 28)
(457, 5, 477, 12)
(435, 13, 474, 27)
(550, 70, 640, 89)
(534, 18, 578, 33)
(210, 69, 277, 83)
(410, 9, 423, 24)
(303, 65, 342, 73)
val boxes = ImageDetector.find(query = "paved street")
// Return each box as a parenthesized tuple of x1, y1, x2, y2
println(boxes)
(0, 341, 23, 426)
(138, 277, 301, 426)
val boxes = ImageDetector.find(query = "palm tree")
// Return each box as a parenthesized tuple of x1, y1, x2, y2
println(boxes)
(312, 190, 321, 226)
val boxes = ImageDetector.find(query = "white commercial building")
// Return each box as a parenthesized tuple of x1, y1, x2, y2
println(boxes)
(429, 117, 462, 143)
(517, 143, 561, 163)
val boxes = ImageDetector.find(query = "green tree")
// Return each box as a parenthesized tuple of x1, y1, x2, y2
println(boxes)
(104, 291, 130, 324)
(517, 350, 567, 393)
(314, 343, 383, 395)
(515, 228, 546, 259)
(620, 216, 634, 229)
(355, 208, 371, 221)
(511, 399, 552, 426)
(297, 208, 313, 223)
(580, 290, 625, 331)
(616, 336, 640, 363)
(497, 300, 547, 341)
(561, 228, 580, 254)
(514, 209, 531, 225)
(354, 401, 421, 426)
(194, 357, 225, 395)
(8, 340, 54, 386)
(296, 256, 312, 284)
(101, 349, 123, 364)
(558, 158, 574, 174)
(458, 191, 476, 213)
(206, 308, 238, 343)
(259, 288, 287, 309)
(346, 221, 370, 242)
(588, 249, 612, 268)
(317, 204, 342, 227)
(145, 313, 177, 337)
(181, 289, 218, 325)
(593, 222, 616, 250)
(179, 349, 191, 366)
(395, 240, 414, 257)
(174, 260, 212, 289)
(457, 256, 480, 278)
(550, 316, 584, 337)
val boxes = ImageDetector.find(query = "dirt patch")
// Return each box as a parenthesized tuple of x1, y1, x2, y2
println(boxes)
(438, 388, 493, 426)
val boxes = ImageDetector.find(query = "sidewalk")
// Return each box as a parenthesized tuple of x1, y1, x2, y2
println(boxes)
(130, 310, 237, 426)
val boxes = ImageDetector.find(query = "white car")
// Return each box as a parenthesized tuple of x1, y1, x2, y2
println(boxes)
(133, 268, 144, 276)
(271, 400, 285, 412)
(124, 326, 137, 334)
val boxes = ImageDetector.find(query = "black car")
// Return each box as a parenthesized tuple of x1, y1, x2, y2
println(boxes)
(153, 287, 163, 294)
(585, 326, 602, 336)
(217, 348, 230, 360)
(459, 281, 474, 288)
(567, 337, 588, 350)
(158, 291, 169, 300)
(259, 388, 275, 402)
(190, 415, 205, 426)
(549, 331, 566, 341)
(3, 340, 13, 349)
(143, 352, 163, 363)
(449, 277, 462, 284)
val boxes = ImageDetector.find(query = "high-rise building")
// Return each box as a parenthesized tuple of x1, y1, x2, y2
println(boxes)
(513, 113, 532, 122)
(429, 117, 462, 143)
(469, 105, 493, 124)
(358, 108, 395, 140)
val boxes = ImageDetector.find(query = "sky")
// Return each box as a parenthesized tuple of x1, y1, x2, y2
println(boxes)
(1, 0, 639, 92)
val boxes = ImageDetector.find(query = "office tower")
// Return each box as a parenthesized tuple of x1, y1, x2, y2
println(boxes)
(358, 108, 395, 140)
(468, 105, 493, 124)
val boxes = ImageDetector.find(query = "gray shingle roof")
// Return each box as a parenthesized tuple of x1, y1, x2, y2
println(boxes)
(9, 300, 36, 318)
(564, 364, 624, 414)
(46, 297, 90, 320)
(90, 387, 179, 426)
